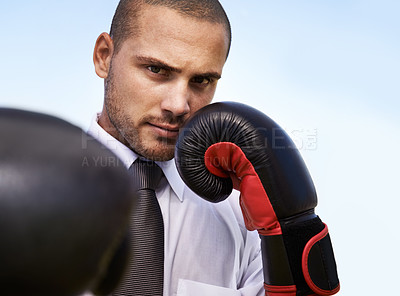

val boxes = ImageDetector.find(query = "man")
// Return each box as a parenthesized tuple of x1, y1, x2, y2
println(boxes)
(89, 0, 264, 295)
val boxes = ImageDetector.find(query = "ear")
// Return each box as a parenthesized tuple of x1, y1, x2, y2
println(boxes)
(93, 33, 114, 79)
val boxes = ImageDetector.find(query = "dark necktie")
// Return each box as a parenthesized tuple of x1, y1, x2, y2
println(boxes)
(113, 158, 164, 296)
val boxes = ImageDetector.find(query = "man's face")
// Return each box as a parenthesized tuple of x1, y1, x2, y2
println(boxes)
(97, 5, 229, 161)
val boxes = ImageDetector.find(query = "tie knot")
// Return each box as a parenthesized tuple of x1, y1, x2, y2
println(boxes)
(129, 158, 163, 191)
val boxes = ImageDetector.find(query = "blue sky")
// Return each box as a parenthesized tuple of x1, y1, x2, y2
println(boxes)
(1, 1, 399, 295)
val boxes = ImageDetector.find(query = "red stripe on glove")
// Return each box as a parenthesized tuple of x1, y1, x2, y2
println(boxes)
(204, 142, 281, 235)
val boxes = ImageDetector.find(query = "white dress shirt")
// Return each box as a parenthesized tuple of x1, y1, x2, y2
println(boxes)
(85, 114, 264, 296)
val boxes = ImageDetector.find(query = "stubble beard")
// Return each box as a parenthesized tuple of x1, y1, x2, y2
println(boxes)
(104, 67, 182, 161)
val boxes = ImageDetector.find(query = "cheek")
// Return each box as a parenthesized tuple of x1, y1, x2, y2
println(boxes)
(190, 89, 216, 113)
(115, 71, 158, 109)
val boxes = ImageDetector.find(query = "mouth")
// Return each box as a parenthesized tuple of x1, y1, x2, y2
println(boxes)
(148, 122, 180, 139)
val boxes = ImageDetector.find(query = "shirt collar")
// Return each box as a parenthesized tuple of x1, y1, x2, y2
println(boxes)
(87, 113, 185, 202)
(156, 159, 185, 202)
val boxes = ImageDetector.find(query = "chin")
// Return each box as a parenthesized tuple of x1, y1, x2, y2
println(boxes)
(138, 145, 175, 162)
(126, 135, 176, 161)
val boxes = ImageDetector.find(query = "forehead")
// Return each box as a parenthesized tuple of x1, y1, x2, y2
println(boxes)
(120, 5, 229, 68)
(136, 4, 230, 42)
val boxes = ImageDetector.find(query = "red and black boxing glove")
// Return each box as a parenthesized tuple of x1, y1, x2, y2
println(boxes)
(175, 102, 340, 296)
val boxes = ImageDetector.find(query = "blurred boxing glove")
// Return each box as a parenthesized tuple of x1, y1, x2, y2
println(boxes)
(175, 102, 340, 296)
(0, 108, 133, 296)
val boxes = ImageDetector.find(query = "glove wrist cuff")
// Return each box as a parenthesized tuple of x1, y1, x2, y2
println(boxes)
(302, 224, 340, 295)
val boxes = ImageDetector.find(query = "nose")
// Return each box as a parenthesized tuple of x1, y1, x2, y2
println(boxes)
(160, 81, 190, 117)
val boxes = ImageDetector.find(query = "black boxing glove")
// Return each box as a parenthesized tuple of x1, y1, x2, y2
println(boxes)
(175, 102, 339, 296)
(0, 108, 133, 296)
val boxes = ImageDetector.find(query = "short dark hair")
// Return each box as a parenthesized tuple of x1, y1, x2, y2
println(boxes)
(110, 0, 231, 57)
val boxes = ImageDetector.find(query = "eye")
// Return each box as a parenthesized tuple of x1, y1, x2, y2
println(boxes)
(191, 76, 212, 85)
(147, 66, 167, 75)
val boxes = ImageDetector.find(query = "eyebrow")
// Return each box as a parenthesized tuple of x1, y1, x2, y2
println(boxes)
(136, 55, 182, 73)
(135, 55, 222, 80)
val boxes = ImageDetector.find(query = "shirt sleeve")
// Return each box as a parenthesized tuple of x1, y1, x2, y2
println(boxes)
(227, 190, 265, 296)
(237, 234, 265, 296)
